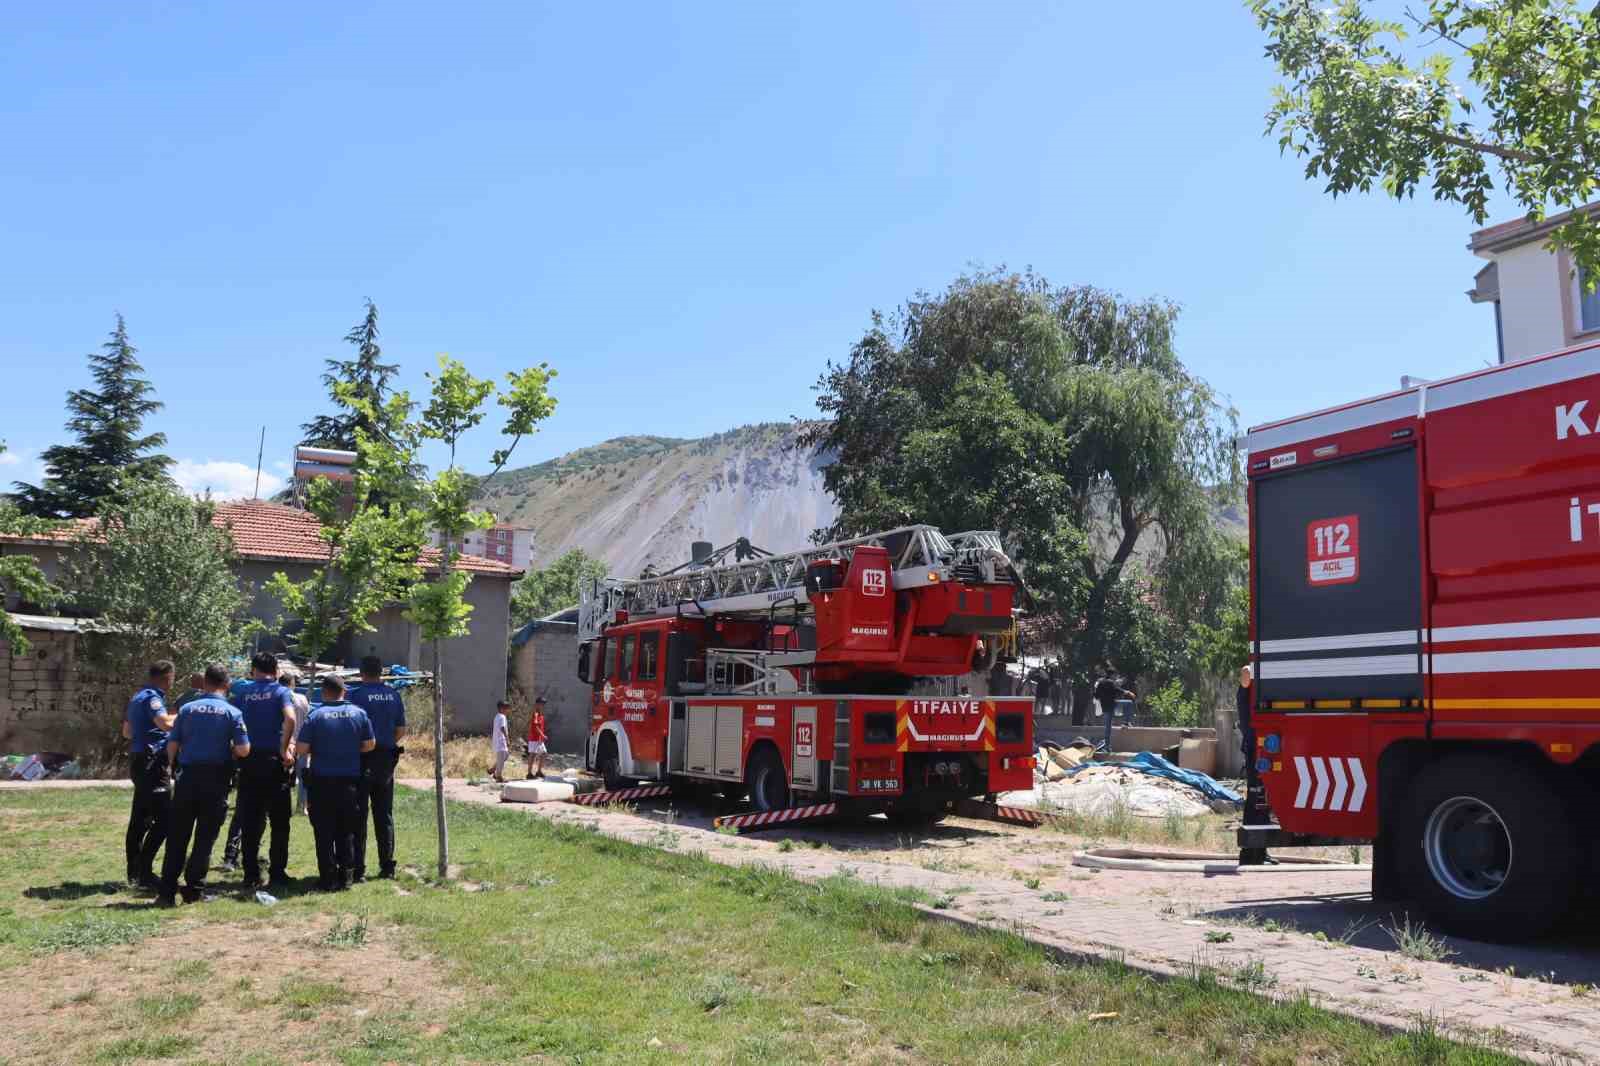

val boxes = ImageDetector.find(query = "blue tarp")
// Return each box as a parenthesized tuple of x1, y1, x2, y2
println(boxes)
(1070, 751, 1241, 805)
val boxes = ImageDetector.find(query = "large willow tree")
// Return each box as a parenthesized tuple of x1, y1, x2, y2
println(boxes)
(806, 270, 1240, 721)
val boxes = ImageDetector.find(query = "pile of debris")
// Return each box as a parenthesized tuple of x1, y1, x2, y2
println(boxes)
(3, 752, 81, 781)
(1000, 743, 1240, 818)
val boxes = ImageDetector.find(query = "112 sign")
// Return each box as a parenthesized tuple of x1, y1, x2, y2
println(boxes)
(1307, 515, 1359, 586)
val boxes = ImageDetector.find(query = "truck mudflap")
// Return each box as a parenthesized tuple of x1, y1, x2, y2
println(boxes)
(713, 803, 840, 832)
(569, 784, 674, 806)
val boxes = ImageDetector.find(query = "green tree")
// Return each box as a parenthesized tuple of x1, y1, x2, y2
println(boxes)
(806, 270, 1239, 722)
(1250, 0, 1600, 278)
(12, 315, 173, 518)
(1187, 540, 1250, 681)
(409, 355, 557, 878)
(0, 443, 61, 654)
(267, 384, 430, 663)
(276, 352, 557, 880)
(300, 301, 411, 453)
(512, 549, 609, 627)
(64, 481, 253, 753)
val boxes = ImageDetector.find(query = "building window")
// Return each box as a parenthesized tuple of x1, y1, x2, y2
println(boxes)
(1581, 269, 1600, 333)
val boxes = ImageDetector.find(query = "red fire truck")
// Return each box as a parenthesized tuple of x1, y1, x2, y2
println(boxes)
(1244, 340, 1600, 938)
(575, 526, 1036, 825)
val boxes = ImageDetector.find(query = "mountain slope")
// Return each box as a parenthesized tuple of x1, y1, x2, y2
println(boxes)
(478, 423, 838, 578)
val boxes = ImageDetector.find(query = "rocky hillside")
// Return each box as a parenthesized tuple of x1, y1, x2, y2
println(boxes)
(477, 423, 838, 578)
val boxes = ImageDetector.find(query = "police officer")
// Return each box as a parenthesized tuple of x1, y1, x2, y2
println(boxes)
(123, 660, 177, 888)
(157, 664, 249, 906)
(348, 655, 407, 881)
(297, 675, 375, 892)
(231, 652, 299, 889)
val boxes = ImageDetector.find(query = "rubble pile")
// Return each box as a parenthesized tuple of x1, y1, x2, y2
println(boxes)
(999, 744, 1240, 818)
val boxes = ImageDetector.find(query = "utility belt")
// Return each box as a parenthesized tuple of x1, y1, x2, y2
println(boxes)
(360, 746, 402, 778)
(130, 751, 172, 794)
(242, 749, 295, 787)
(175, 762, 233, 789)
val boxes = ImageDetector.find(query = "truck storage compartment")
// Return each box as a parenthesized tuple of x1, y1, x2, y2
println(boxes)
(1253, 446, 1422, 704)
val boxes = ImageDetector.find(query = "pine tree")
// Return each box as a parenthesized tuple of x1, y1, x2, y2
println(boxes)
(11, 315, 173, 518)
(300, 300, 406, 451)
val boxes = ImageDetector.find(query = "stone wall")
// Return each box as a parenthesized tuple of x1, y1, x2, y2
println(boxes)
(509, 621, 589, 753)
(0, 621, 121, 756)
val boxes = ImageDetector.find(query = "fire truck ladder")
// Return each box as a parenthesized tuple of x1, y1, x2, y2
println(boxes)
(578, 525, 1018, 641)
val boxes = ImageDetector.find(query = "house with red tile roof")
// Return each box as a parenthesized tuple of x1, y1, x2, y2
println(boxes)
(0, 499, 524, 733)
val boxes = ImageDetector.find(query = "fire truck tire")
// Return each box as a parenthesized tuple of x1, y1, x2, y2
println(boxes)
(1404, 755, 1578, 940)
(596, 736, 625, 792)
(745, 746, 790, 812)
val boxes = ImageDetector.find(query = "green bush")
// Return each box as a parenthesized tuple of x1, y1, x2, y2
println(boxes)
(1147, 680, 1204, 728)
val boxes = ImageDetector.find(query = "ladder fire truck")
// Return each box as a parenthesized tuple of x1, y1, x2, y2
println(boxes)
(1244, 339, 1600, 939)
(575, 525, 1037, 828)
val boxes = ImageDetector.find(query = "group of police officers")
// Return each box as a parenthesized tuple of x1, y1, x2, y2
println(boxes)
(123, 652, 408, 906)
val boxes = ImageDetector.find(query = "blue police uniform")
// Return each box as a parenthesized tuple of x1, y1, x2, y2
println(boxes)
(124, 687, 173, 884)
(301, 701, 374, 890)
(230, 679, 298, 885)
(159, 696, 248, 901)
(348, 680, 406, 879)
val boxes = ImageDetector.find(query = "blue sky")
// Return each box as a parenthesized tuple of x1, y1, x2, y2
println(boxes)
(0, 2, 1506, 498)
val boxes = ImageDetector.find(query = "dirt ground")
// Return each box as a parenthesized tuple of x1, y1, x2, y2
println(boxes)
(0, 914, 458, 1066)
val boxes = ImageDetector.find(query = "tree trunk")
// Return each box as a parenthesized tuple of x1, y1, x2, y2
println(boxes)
(432, 636, 449, 881)
(1070, 679, 1091, 727)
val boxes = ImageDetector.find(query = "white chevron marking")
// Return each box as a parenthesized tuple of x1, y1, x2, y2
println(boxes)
(1311, 757, 1331, 810)
(1293, 757, 1311, 808)
(1347, 758, 1368, 813)
(1329, 757, 1349, 811)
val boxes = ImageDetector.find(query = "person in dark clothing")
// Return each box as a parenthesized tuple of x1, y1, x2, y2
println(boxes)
(123, 661, 177, 888)
(1236, 664, 1255, 761)
(1236, 663, 1273, 865)
(1092, 667, 1135, 719)
(297, 675, 375, 891)
(347, 656, 408, 881)
(157, 664, 249, 906)
(230, 652, 299, 889)
(217, 674, 255, 871)
(174, 673, 206, 709)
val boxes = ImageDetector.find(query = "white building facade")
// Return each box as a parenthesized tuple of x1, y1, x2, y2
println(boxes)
(1469, 205, 1600, 364)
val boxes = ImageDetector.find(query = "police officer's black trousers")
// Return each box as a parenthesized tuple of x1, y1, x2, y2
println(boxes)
(124, 753, 171, 881)
(307, 775, 360, 889)
(355, 747, 398, 877)
(222, 765, 243, 865)
(160, 764, 230, 897)
(236, 753, 293, 882)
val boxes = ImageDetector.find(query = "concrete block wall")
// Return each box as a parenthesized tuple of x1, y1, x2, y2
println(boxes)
(509, 623, 590, 753)
(0, 627, 120, 755)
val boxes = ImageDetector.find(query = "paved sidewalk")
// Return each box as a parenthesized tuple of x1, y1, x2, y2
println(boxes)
(409, 778, 1600, 1064)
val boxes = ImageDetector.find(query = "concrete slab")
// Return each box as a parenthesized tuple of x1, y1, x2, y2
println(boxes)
(500, 779, 575, 804)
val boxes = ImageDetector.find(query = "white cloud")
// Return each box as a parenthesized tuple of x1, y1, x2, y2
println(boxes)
(171, 459, 285, 501)
(0, 447, 45, 483)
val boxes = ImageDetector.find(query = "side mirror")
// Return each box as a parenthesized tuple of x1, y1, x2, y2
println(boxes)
(577, 642, 592, 684)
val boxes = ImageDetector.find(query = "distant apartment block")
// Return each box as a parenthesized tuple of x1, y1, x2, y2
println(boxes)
(431, 521, 535, 571)
(1469, 203, 1600, 364)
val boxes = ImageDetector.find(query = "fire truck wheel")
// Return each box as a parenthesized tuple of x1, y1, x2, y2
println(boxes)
(596, 737, 625, 791)
(1405, 755, 1578, 940)
(745, 747, 790, 812)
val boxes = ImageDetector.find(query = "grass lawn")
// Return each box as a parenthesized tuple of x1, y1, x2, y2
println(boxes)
(0, 786, 1514, 1065)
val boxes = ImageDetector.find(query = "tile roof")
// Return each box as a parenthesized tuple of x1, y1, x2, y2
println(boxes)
(0, 499, 522, 578)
